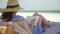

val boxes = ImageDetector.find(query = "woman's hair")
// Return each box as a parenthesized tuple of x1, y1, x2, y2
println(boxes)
(1, 12, 14, 22)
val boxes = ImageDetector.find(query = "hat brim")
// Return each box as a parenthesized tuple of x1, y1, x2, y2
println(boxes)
(3, 7, 23, 12)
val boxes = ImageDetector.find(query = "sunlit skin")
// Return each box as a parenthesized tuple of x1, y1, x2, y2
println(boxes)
(30, 19, 36, 32)
(33, 13, 52, 27)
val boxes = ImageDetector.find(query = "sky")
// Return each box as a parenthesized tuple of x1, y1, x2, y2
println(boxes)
(0, 0, 60, 10)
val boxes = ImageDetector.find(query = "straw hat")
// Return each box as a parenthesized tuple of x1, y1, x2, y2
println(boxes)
(3, 0, 23, 12)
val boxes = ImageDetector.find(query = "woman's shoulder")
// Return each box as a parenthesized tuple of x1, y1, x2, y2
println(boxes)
(14, 15, 24, 18)
(12, 15, 25, 22)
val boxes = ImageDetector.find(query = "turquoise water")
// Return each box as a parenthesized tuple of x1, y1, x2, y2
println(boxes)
(20, 10, 60, 13)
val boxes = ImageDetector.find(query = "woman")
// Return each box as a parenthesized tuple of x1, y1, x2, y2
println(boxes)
(0, 0, 31, 34)
(33, 13, 51, 27)
(29, 13, 52, 34)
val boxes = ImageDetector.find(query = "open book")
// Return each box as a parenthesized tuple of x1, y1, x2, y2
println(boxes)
(26, 16, 39, 26)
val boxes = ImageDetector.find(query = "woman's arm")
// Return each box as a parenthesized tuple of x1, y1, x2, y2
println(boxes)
(12, 22, 31, 34)
(41, 15, 51, 27)
(16, 20, 32, 34)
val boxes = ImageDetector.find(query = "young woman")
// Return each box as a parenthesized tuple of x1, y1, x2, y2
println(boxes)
(29, 13, 52, 34)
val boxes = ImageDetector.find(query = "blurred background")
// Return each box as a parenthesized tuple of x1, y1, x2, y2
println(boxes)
(0, 0, 60, 22)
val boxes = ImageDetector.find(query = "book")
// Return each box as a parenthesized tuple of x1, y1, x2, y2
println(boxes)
(26, 16, 39, 26)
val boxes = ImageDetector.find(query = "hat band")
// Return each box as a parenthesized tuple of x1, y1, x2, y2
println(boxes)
(7, 5, 19, 8)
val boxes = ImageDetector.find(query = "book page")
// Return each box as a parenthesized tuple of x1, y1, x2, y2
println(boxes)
(26, 16, 39, 26)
